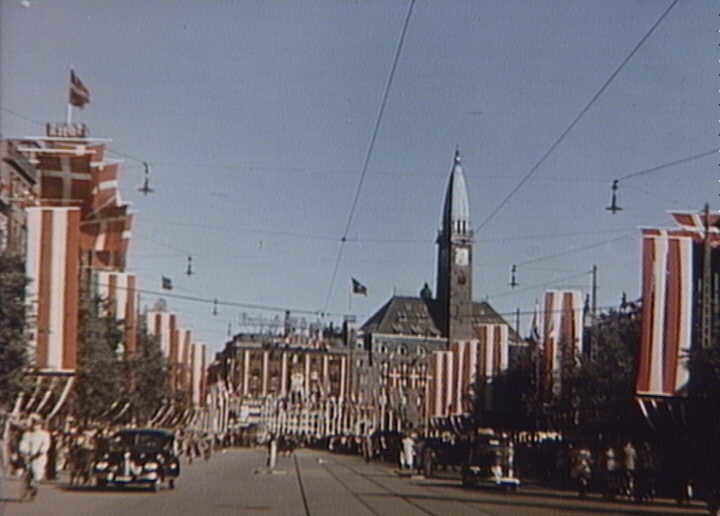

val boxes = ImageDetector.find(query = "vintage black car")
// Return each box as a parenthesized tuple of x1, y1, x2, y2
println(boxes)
(92, 428, 180, 490)
(417, 437, 471, 477)
(461, 436, 520, 491)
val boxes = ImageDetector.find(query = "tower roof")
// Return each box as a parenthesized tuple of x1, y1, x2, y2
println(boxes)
(441, 148, 471, 234)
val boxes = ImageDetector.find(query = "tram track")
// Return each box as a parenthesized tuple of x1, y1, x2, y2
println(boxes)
(293, 454, 312, 516)
(326, 457, 495, 516)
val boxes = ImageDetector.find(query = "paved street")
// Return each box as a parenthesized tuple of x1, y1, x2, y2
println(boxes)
(0, 449, 709, 516)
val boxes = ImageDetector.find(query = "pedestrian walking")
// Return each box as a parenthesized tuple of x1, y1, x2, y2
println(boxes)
(400, 432, 415, 471)
(603, 444, 620, 500)
(363, 426, 375, 462)
(18, 414, 51, 500)
(622, 441, 637, 499)
(570, 444, 593, 498)
(266, 433, 278, 469)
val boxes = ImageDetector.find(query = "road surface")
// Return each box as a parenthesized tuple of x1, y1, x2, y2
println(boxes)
(0, 448, 709, 515)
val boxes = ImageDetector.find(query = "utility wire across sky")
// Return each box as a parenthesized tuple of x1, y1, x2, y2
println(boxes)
(323, 0, 416, 314)
(475, 0, 680, 232)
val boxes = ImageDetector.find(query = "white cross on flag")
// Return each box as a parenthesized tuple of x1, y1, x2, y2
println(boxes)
(36, 153, 93, 204)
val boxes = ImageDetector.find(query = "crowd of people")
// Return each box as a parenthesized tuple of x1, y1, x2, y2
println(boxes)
(1, 413, 242, 496)
(567, 441, 658, 502)
(0, 413, 705, 509)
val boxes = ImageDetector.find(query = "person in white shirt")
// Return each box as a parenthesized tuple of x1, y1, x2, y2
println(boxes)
(623, 441, 637, 498)
(19, 414, 51, 483)
(401, 433, 415, 471)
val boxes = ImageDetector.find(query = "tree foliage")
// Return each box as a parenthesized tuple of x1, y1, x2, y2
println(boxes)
(0, 253, 31, 410)
(74, 294, 172, 425)
(687, 335, 720, 398)
(122, 318, 170, 424)
(73, 294, 125, 422)
(470, 305, 641, 431)
(571, 308, 640, 409)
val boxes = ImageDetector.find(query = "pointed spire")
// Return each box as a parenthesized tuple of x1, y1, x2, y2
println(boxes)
(441, 147, 471, 236)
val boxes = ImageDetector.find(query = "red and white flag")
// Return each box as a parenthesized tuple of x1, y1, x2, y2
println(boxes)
(543, 289, 584, 396)
(147, 310, 177, 358)
(670, 211, 720, 234)
(36, 153, 93, 204)
(88, 162, 119, 217)
(69, 70, 90, 108)
(428, 350, 454, 418)
(95, 271, 138, 355)
(191, 343, 203, 405)
(26, 207, 81, 372)
(636, 228, 696, 396)
(80, 204, 133, 268)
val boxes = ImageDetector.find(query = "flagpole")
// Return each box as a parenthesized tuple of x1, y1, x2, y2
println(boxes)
(348, 284, 352, 313)
(66, 103, 72, 124)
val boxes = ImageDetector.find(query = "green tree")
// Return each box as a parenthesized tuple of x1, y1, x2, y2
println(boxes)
(573, 308, 640, 409)
(122, 318, 170, 424)
(687, 336, 720, 398)
(469, 344, 540, 430)
(0, 253, 31, 410)
(470, 305, 641, 432)
(73, 294, 124, 423)
(543, 306, 640, 430)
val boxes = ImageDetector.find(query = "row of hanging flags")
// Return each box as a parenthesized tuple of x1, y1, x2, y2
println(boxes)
(426, 290, 584, 420)
(146, 310, 208, 406)
(19, 134, 133, 370)
(8, 72, 207, 425)
(6, 71, 135, 422)
(426, 323, 512, 418)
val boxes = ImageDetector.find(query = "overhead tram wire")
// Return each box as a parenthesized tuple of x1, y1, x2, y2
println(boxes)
(485, 270, 592, 300)
(97, 281, 349, 319)
(148, 217, 637, 247)
(618, 149, 718, 182)
(475, 0, 680, 232)
(514, 233, 633, 268)
(323, 0, 416, 313)
(606, 149, 718, 212)
(0, 106, 45, 127)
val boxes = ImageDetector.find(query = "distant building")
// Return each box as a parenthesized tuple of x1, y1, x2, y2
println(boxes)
(208, 331, 357, 434)
(216, 338, 350, 401)
(359, 149, 519, 426)
(0, 139, 38, 255)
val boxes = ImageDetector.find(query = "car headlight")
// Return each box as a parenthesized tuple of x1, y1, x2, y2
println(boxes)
(95, 461, 109, 470)
(144, 462, 159, 471)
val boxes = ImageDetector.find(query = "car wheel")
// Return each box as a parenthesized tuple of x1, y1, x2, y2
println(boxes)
(149, 481, 159, 493)
(168, 478, 175, 489)
(95, 478, 107, 488)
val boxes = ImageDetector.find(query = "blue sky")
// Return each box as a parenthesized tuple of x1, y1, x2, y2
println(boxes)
(1, 0, 716, 354)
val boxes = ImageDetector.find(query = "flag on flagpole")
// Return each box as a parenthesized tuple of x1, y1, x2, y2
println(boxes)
(69, 70, 90, 108)
(351, 277, 367, 296)
(161, 276, 173, 290)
